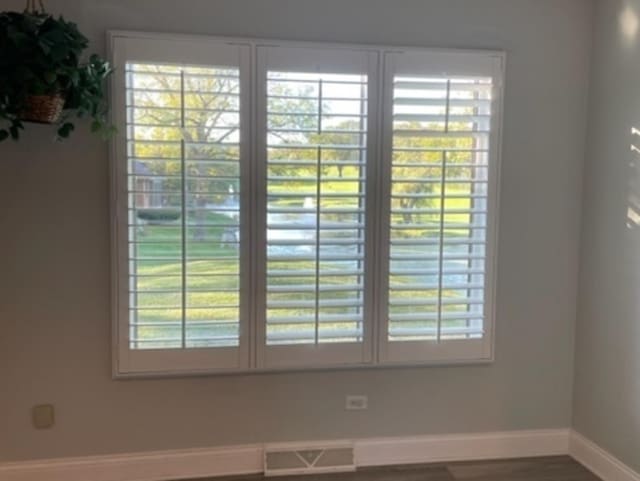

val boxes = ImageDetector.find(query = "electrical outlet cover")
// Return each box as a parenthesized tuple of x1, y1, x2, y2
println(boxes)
(345, 395, 368, 410)
(32, 404, 55, 429)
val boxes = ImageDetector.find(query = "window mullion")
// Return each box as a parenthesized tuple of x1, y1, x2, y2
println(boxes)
(253, 50, 268, 368)
(375, 53, 393, 362)
(247, 44, 259, 368)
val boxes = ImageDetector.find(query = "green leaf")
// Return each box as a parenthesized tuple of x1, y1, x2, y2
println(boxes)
(44, 71, 57, 84)
(0, 130, 9, 142)
(69, 70, 79, 85)
(38, 40, 51, 55)
(91, 120, 101, 133)
(57, 122, 75, 139)
(7, 29, 29, 46)
(9, 125, 20, 139)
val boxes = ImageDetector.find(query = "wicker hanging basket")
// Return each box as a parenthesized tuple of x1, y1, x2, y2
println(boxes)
(16, 2, 65, 124)
(19, 93, 66, 124)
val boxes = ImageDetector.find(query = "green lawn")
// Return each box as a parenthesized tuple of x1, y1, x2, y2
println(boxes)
(130, 177, 481, 348)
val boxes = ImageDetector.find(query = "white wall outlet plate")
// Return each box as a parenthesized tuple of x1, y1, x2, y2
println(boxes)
(32, 404, 55, 429)
(345, 395, 368, 410)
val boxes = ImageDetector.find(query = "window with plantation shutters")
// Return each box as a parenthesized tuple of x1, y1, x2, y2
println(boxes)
(112, 32, 503, 376)
(255, 46, 378, 368)
(379, 51, 501, 363)
(112, 36, 251, 373)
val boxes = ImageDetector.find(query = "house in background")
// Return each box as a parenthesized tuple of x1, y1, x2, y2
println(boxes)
(132, 160, 153, 209)
(132, 160, 164, 209)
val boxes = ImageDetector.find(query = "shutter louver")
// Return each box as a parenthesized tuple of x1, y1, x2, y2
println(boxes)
(381, 51, 500, 363)
(265, 71, 369, 347)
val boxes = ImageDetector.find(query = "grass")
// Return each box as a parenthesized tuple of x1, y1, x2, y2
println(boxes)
(130, 171, 482, 349)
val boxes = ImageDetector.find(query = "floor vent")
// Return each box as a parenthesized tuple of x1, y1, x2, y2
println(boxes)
(264, 442, 355, 476)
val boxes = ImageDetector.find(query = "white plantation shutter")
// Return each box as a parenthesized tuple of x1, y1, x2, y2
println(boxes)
(112, 33, 504, 375)
(379, 51, 502, 363)
(255, 46, 379, 368)
(112, 36, 251, 374)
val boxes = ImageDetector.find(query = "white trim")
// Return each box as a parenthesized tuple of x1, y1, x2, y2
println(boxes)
(569, 431, 640, 481)
(108, 30, 505, 59)
(0, 445, 263, 481)
(0, 429, 568, 481)
(356, 429, 569, 466)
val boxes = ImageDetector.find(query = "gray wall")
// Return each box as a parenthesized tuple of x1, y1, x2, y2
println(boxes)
(0, 0, 592, 462)
(573, 0, 640, 473)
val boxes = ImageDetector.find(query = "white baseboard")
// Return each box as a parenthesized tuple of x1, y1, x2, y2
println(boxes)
(5, 427, 638, 481)
(0, 445, 263, 481)
(355, 429, 570, 466)
(0, 429, 569, 481)
(569, 431, 640, 481)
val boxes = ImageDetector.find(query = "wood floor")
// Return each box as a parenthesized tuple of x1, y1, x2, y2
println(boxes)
(202, 456, 600, 481)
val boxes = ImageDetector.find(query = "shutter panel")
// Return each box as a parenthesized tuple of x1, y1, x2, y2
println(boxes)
(379, 51, 503, 363)
(256, 46, 379, 368)
(113, 37, 251, 373)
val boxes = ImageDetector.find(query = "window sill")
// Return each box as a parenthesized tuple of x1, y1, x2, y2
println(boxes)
(113, 356, 495, 380)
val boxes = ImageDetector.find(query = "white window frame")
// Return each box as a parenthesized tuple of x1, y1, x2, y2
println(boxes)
(109, 30, 504, 377)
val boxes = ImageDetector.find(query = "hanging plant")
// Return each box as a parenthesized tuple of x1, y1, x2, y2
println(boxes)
(0, 0, 114, 142)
